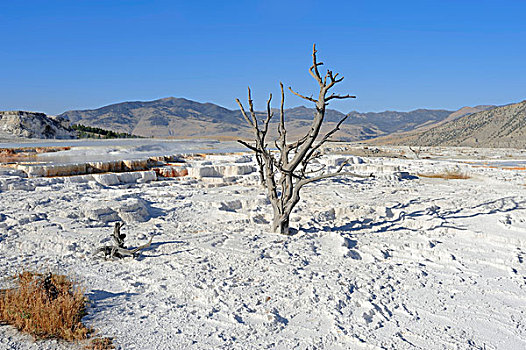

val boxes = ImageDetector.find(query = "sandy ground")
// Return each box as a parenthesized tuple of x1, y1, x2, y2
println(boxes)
(0, 146, 525, 349)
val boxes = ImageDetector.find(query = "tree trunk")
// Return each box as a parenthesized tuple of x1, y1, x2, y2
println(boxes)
(272, 215, 290, 235)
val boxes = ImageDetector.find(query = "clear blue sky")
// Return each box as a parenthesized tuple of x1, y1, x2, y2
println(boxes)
(1, 0, 525, 115)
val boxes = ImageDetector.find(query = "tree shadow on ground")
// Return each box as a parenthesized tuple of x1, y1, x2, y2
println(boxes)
(84, 290, 139, 318)
(300, 196, 526, 235)
(135, 240, 195, 260)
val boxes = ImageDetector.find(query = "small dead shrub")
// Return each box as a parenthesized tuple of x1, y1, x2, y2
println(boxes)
(417, 171, 471, 180)
(85, 336, 115, 350)
(0, 271, 91, 341)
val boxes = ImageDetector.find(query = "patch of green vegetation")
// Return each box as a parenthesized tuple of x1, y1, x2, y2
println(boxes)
(72, 124, 143, 139)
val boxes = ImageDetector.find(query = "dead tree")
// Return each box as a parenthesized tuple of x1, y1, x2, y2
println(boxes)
(93, 222, 152, 259)
(408, 146, 421, 159)
(236, 44, 371, 235)
(112, 221, 126, 248)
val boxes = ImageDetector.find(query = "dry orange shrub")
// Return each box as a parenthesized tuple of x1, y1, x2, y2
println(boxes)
(417, 171, 471, 180)
(0, 271, 115, 350)
(502, 166, 526, 171)
(0, 271, 90, 341)
(0, 271, 114, 349)
(85, 336, 115, 349)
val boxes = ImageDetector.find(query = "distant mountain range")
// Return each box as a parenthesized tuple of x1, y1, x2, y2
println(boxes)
(4, 97, 524, 148)
(58, 97, 454, 141)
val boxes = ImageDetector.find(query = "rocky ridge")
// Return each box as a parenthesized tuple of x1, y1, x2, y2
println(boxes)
(404, 100, 526, 147)
(0, 111, 75, 140)
(367, 104, 497, 145)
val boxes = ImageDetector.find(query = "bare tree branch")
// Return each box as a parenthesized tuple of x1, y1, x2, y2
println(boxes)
(235, 98, 254, 127)
(237, 139, 259, 153)
(326, 93, 356, 101)
(303, 114, 349, 164)
(288, 87, 317, 103)
(112, 222, 125, 248)
(246, 87, 259, 130)
(286, 134, 309, 151)
(309, 43, 323, 84)
(278, 83, 287, 146)
(262, 93, 273, 135)
(301, 163, 327, 175)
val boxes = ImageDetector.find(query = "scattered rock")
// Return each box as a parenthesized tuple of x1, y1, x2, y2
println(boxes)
(92, 173, 120, 186)
(314, 208, 336, 222)
(219, 200, 243, 212)
(82, 206, 120, 223)
(115, 198, 152, 223)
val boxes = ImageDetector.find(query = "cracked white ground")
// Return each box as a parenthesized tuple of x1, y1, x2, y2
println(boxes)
(0, 146, 525, 349)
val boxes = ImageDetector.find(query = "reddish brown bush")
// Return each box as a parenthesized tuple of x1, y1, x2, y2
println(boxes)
(0, 271, 90, 341)
(417, 171, 471, 180)
(85, 336, 115, 349)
